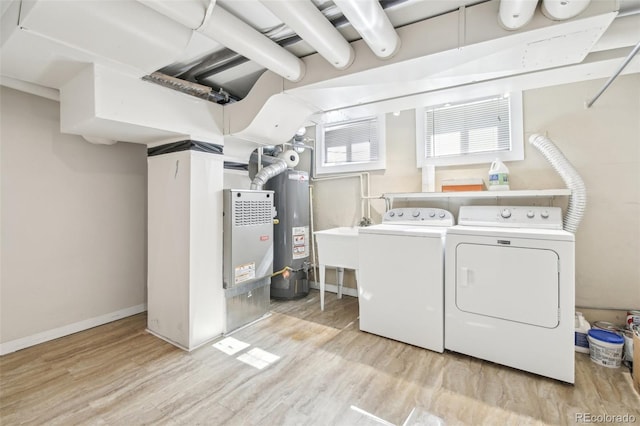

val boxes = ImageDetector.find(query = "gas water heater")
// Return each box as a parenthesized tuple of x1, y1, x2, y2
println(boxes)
(267, 168, 310, 299)
(249, 149, 310, 299)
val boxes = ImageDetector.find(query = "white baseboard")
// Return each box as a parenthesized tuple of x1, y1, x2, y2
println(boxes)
(309, 281, 358, 298)
(0, 303, 147, 356)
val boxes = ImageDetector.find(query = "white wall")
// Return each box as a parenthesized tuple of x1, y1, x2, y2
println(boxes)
(223, 169, 251, 190)
(522, 74, 639, 310)
(0, 87, 147, 353)
(312, 74, 640, 311)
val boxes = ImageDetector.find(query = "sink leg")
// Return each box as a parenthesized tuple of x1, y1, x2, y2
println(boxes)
(319, 264, 326, 311)
(337, 267, 344, 299)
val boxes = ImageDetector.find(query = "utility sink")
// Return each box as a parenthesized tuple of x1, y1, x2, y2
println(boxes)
(314, 227, 359, 269)
(314, 227, 359, 311)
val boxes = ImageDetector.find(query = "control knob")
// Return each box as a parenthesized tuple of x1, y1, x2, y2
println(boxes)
(438, 212, 446, 218)
(527, 211, 535, 219)
(428, 211, 436, 218)
(398, 211, 404, 217)
(501, 209, 512, 219)
(412, 210, 420, 218)
(388, 211, 395, 217)
(541, 210, 550, 219)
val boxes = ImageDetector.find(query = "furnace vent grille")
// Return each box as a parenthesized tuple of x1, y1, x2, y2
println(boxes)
(234, 200, 272, 226)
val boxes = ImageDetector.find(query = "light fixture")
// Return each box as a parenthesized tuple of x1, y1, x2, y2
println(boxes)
(542, 0, 591, 20)
(498, 0, 539, 30)
(261, 0, 354, 70)
(138, 0, 305, 82)
(332, 0, 400, 59)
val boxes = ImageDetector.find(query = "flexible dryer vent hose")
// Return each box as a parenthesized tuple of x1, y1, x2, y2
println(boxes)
(529, 134, 586, 233)
(250, 159, 288, 190)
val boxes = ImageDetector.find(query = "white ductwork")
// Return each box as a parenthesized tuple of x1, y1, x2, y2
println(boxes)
(3, 0, 193, 85)
(60, 64, 224, 145)
(542, 0, 591, 20)
(83, 135, 118, 145)
(250, 159, 289, 190)
(499, 0, 539, 30)
(0, 76, 59, 102)
(138, 0, 305, 82)
(261, 0, 354, 70)
(284, 1, 618, 111)
(332, 0, 401, 59)
(529, 134, 587, 233)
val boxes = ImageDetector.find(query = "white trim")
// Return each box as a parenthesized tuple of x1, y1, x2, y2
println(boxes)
(146, 324, 229, 352)
(0, 304, 147, 355)
(416, 91, 524, 167)
(315, 114, 386, 175)
(145, 328, 191, 351)
(421, 165, 436, 192)
(309, 281, 359, 298)
(144, 327, 223, 352)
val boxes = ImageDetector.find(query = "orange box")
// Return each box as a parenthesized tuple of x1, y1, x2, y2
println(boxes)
(441, 179, 485, 192)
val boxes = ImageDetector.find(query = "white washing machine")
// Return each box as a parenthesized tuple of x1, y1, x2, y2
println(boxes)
(445, 205, 575, 383)
(358, 208, 454, 352)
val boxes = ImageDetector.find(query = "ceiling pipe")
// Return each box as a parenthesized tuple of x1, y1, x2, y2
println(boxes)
(332, 0, 401, 59)
(138, 0, 305, 82)
(542, 0, 591, 20)
(182, 0, 413, 88)
(260, 0, 354, 70)
(586, 40, 640, 108)
(498, 0, 539, 30)
(204, 6, 305, 81)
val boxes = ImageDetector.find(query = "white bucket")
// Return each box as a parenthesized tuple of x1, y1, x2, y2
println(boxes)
(574, 311, 590, 353)
(623, 330, 634, 362)
(587, 329, 624, 368)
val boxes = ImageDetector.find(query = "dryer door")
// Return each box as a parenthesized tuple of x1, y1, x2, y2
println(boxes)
(455, 244, 559, 328)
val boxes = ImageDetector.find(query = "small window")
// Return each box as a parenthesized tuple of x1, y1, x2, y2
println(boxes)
(416, 92, 523, 167)
(316, 115, 386, 174)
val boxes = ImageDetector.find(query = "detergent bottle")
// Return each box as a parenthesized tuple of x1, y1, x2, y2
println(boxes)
(575, 311, 591, 353)
(488, 159, 510, 191)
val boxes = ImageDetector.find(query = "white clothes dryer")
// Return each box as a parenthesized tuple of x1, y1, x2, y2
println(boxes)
(358, 208, 454, 352)
(445, 206, 575, 383)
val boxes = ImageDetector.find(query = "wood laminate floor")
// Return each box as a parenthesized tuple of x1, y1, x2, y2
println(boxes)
(1, 291, 639, 425)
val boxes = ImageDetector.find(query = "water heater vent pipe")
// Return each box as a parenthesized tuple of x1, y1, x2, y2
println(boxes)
(250, 159, 288, 190)
(528, 134, 586, 233)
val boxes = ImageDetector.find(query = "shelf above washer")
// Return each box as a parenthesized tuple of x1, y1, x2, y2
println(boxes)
(384, 189, 571, 202)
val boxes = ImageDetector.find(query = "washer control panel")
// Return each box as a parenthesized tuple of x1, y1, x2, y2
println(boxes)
(383, 208, 454, 226)
(458, 206, 563, 229)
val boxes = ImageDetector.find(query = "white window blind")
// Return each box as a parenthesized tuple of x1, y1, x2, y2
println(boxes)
(316, 115, 386, 174)
(323, 117, 379, 164)
(424, 96, 510, 159)
(416, 92, 523, 167)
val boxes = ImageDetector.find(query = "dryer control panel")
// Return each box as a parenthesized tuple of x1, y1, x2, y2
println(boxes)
(383, 208, 455, 226)
(457, 206, 563, 229)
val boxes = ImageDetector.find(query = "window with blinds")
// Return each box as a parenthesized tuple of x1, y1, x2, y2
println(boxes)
(416, 92, 523, 167)
(316, 115, 386, 174)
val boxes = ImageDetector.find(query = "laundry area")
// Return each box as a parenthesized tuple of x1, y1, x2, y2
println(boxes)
(1, 0, 640, 424)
